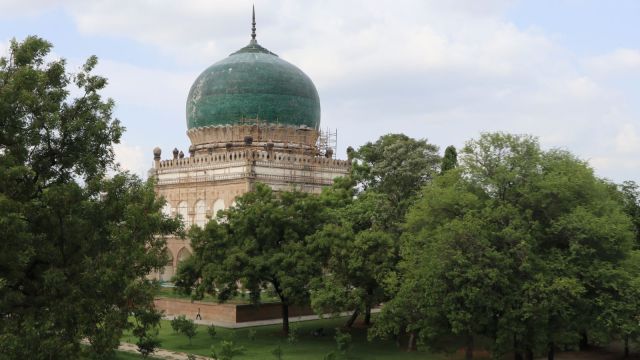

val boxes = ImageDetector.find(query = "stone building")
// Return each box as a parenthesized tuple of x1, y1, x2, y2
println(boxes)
(149, 10, 350, 280)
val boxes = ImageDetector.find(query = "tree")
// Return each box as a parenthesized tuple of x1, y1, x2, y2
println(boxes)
(170, 315, 198, 345)
(181, 319, 198, 345)
(440, 145, 458, 173)
(350, 133, 440, 232)
(131, 306, 163, 358)
(323, 330, 353, 360)
(175, 183, 329, 335)
(212, 340, 245, 360)
(0, 37, 179, 359)
(310, 192, 397, 327)
(311, 135, 439, 327)
(207, 324, 217, 339)
(618, 180, 640, 246)
(372, 133, 637, 359)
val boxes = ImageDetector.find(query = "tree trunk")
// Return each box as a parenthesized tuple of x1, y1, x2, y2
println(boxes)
(364, 303, 372, 326)
(579, 331, 588, 350)
(281, 303, 289, 335)
(625, 335, 629, 358)
(407, 331, 417, 352)
(345, 309, 359, 328)
(525, 348, 534, 360)
(465, 334, 474, 360)
(547, 342, 555, 360)
(514, 334, 523, 360)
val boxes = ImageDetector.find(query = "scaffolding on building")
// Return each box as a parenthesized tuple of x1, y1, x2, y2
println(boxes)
(316, 127, 338, 159)
(233, 118, 337, 158)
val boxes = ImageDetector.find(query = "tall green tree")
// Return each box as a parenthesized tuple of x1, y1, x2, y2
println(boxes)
(618, 180, 640, 246)
(174, 183, 329, 335)
(440, 145, 458, 173)
(0, 36, 179, 359)
(350, 133, 440, 232)
(372, 133, 636, 359)
(310, 191, 396, 327)
(310, 135, 440, 327)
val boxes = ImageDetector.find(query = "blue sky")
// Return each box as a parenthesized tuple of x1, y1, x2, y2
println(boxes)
(1, 0, 638, 182)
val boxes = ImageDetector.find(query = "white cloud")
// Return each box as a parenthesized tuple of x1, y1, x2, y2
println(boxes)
(0, 0, 57, 17)
(0, 40, 8, 59)
(589, 156, 640, 175)
(585, 48, 640, 75)
(94, 59, 194, 109)
(114, 142, 147, 178)
(615, 123, 640, 154)
(4, 0, 636, 181)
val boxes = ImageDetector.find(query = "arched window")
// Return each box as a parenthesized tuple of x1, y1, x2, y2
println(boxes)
(161, 202, 172, 217)
(177, 201, 189, 226)
(160, 249, 174, 282)
(212, 199, 225, 219)
(194, 199, 207, 228)
(177, 247, 192, 265)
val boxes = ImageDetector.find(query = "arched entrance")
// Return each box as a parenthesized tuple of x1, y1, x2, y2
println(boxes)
(159, 249, 174, 282)
(177, 247, 192, 269)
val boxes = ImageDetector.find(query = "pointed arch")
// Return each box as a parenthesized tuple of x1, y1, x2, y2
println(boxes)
(194, 199, 207, 228)
(160, 249, 174, 282)
(161, 202, 172, 217)
(177, 247, 192, 264)
(212, 199, 225, 219)
(177, 201, 189, 226)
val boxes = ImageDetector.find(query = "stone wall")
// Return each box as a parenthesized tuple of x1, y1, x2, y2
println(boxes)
(235, 303, 315, 323)
(154, 298, 315, 326)
(154, 298, 237, 324)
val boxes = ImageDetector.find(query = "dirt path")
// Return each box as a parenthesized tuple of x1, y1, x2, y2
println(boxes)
(118, 342, 209, 360)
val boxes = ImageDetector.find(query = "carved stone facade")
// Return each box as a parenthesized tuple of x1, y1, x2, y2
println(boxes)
(149, 125, 350, 280)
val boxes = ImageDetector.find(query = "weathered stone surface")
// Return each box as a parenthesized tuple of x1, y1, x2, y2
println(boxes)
(186, 41, 320, 130)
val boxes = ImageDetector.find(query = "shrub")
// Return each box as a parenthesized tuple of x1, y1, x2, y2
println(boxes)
(170, 315, 198, 345)
(271, 345, 283, 360)
(207, 324, 217, 339)
(212, 341, 245, 360)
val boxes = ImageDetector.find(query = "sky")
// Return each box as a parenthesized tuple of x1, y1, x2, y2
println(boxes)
(1, 0, 638, 182)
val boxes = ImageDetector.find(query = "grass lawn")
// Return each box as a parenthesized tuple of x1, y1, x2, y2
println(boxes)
(123, 316, 474, 360)
(114, 351, 156, 359)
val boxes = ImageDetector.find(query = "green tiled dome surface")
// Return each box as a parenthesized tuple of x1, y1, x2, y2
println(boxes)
(186, 43, 320, 130)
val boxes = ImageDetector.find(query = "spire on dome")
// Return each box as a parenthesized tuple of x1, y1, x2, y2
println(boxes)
(250, 5, 257, 44)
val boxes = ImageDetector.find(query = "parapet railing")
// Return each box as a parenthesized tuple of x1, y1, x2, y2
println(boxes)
(157, 150, 350, 169)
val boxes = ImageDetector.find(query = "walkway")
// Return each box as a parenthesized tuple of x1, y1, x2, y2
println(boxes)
(118, 342, 208, 360)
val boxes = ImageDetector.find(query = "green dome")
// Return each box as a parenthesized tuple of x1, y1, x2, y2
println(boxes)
(186, 41, 321, 130)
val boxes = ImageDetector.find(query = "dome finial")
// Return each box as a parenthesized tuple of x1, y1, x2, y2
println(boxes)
(251, 5, 257, 43)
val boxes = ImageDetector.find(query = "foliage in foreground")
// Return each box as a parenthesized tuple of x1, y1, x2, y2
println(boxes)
(0, 36, 180, 359)
(175, 184, 331, 335)
(311, 135, 441, 327)
(371, 133, 640, 359)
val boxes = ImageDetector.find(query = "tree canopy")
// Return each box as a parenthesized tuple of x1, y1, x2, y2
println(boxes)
(0, 36, 179, 359)
(372, 133, 638, 359)
(175, 183, 330, 335)
(350, 133, 440, 232)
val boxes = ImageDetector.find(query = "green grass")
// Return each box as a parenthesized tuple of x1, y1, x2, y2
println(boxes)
(114, 351, 155, 359)
(123, 316, 470, 360)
